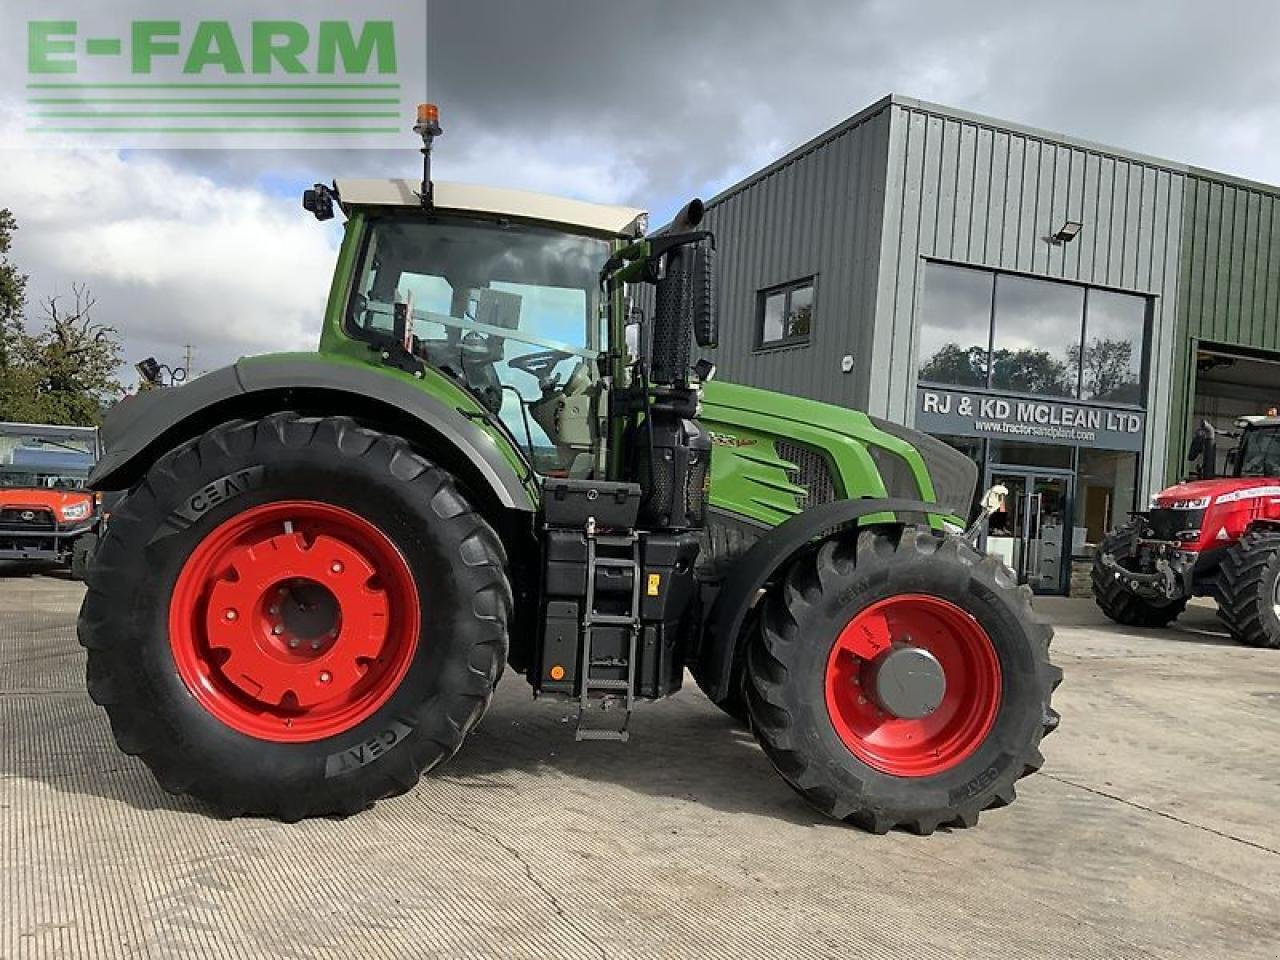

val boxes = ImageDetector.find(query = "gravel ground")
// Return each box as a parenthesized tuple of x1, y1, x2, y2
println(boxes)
(1, 568, 1277, 959)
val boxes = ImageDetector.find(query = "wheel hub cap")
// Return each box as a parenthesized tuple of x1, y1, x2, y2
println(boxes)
(825, 594, 1002, 777)
(865, 644, 946, 720)
(169, 500, 420, 742)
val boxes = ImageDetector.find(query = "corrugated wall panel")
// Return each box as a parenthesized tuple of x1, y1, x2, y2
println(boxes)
(874, 102, 1185, 497)
(691, 103, 892, 408)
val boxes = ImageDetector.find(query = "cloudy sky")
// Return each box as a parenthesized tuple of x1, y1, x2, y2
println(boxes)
(3, 0, 1279, 383)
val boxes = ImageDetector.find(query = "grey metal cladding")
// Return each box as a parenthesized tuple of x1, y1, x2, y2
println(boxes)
(875, 98, 1185, 500)
(693, 100, 893, 411)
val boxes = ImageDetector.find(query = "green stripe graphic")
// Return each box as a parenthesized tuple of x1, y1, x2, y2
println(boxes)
(28, 127, 401, 134)
(33, 111, 399, 118)
(28, 82, 401, 90)
(28, 98, 401, 104)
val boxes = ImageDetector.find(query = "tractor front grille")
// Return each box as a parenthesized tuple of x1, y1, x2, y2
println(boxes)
(776, 440, 838, 507)
(1141, 508, 1205, 543)
(0, 507, 56, 531)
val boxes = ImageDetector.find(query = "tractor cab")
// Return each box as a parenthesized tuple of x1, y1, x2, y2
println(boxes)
(1229, 415, 1280, 478)
(329, 178, 644, 480)
(1187, 414, 1280, 480)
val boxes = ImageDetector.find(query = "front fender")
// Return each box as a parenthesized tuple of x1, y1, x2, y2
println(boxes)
(699, 497, 944, 702)
(91, 355, 537, 512)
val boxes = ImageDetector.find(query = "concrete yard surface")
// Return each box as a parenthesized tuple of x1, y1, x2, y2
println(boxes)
(1, 571, 1278, 959)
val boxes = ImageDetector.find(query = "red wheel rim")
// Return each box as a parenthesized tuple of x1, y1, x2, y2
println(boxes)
(168, 500, 420, 743)
(824, 594, 1001, 777)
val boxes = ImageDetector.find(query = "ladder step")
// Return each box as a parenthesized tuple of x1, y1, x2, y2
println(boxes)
(583, 679, 630, 691)
(587, 614, 636, 626)
(593, 534, 638, 547)
(575, 727, 630, 742)
(592, 558, 637, 569)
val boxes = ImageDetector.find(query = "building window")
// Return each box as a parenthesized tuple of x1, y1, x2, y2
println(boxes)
(917, 264, 993, 387)
(757, 278, 814, 348)
(1080, 289, 1147, 403)
(991, 275, 1083, 398)
(917, 261, 1150, 403)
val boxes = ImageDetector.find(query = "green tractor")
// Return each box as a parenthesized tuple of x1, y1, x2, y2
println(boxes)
(78, 107, 1059, 834)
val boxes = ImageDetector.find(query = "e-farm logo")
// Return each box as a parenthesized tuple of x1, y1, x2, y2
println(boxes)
(10, 2, 427, 149)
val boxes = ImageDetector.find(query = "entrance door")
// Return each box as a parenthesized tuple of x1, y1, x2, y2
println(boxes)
(984, 469, 1073, 595)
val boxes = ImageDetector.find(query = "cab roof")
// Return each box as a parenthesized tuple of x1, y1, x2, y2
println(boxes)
(334, 179, 647, 239)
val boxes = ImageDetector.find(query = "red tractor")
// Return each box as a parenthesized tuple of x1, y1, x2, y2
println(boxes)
(1093, 415, 1280, 647)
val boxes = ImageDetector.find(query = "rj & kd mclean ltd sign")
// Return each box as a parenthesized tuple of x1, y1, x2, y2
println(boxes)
(916, 386, 1146, 452)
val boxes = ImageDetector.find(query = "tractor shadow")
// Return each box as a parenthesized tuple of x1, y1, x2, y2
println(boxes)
(0, 560, 73, 580)
(444, 676, 829, 828)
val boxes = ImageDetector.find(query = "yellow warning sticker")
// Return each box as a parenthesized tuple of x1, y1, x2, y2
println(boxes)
(646, 573, 661, 597)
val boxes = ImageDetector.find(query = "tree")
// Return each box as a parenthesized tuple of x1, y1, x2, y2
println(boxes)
(918, 342, 989, 386)
(9, 286, 123, 426)
(0, 208, 28, 371)
(989, 348, 1073, 396)
(1071, 336, 1138, 402)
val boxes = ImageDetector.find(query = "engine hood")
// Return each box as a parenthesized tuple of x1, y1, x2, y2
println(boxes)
(1155, 478, 1280, 506)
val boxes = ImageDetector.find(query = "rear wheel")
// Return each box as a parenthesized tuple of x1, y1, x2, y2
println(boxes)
(78, 413, 511, 819)
(744, 525, 1060, 834)
(1091, 522, 1188, 627)
(1217, 529, 1280, 649)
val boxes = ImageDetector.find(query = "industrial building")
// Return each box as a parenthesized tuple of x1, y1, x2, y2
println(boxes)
(697, 94, 1280, 594)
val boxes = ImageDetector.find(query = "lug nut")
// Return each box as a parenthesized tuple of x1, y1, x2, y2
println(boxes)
(311, 640, 320, 650)
(288, 638, 299, 649)
(224, 609, 238, 621)
(268, 605, 279, 615)
(330, 561, 344, 574)
(319, 671, 332, 684)
(272, 625, 284, 636)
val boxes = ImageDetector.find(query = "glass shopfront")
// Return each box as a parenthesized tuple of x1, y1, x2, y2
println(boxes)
(916, 262, 1151, 594)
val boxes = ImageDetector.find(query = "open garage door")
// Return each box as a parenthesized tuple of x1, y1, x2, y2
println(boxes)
(1193, 345, 1280, 475)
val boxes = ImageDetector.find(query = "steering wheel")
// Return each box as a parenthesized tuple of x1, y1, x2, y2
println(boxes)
(508, 348, 575, 385)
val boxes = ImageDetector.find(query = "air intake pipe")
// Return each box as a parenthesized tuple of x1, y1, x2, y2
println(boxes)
(650, 199, 717, 387)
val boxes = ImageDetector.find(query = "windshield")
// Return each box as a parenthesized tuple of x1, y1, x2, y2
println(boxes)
(0, 429, 96, 490)
(348, 215, 613, 476)
(1236, 425, 1280, 478)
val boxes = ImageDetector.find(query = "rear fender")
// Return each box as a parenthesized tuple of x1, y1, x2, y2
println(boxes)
(699, 497, 942, 702)
(90, 357, 537, 513)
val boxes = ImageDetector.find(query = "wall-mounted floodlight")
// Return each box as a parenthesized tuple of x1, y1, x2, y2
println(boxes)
(1050, 220, 1083, 244)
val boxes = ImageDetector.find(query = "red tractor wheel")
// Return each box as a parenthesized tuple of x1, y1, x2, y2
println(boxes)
(78, 414, 511, 820)
(168, 500, 421, 742)
(745, 525, 1061, 835)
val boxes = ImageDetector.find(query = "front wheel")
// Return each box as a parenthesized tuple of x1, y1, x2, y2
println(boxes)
(1091, 522, 1187, 627)
(1217, 529, 1280, 649)
(78, 413, 512, 820)
(745, 525, 1061, 834)
(70, 532, 98, 581)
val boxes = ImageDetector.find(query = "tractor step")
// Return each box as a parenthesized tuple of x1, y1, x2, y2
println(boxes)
(575, 526, 641, 743)
(574, 724, 630, 743)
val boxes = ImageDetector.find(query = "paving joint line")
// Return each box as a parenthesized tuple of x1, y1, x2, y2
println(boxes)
(1043, 773, 1280, 856)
